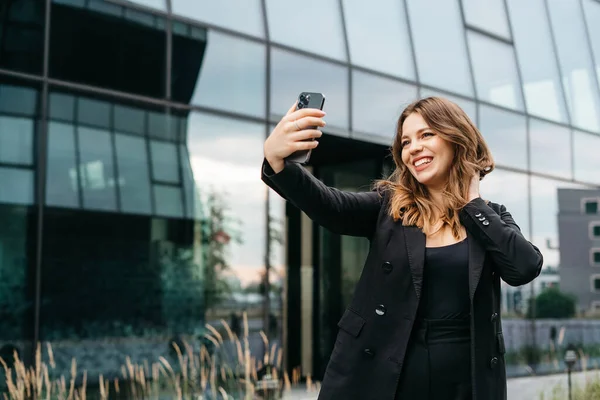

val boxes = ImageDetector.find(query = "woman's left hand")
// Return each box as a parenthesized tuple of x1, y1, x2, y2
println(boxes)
(467, 173, 480, 202)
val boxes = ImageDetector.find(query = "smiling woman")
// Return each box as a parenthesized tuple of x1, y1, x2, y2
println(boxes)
(261, 95, 542, 400)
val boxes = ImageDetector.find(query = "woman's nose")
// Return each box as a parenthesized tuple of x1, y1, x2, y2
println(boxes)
(409, 141, 423, 155)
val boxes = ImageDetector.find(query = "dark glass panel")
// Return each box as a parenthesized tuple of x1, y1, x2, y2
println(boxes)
(49, 1, 166, 98)
(0, 0, 45, 75)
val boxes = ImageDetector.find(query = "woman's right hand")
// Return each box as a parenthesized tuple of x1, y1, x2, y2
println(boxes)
(264, 102, 326, 173)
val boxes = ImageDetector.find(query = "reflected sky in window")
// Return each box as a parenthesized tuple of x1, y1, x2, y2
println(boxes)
(270, 48, 348, 133)
(467, 31, 524, 111)
(547, 0, 600, 132)
(506, 0, 569, 123)
(266, 0, 346, 61)
(187, 31, 266, 117)
(186, 112, 266, 287)
(172, 0, 264, 38)
(529, 119, 572, 180)
(406, 0, 473, 97)
(342, 0, 414, 80)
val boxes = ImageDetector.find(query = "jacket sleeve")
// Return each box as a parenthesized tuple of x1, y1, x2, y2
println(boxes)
(261, 158, 382, 238)
(459, 197, 543, 286)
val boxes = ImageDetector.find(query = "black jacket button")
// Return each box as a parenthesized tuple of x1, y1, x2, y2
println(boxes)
(375, 305, 386, 316)
(490, 313, 498, 322)
(364, 348, 375, 357)
(490, 357, 499, 368)
(382, 261, 393, 273)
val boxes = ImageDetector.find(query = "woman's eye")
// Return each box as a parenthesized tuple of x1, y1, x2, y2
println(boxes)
(401, 140, 410, 147)
(422, 132, 434, 138)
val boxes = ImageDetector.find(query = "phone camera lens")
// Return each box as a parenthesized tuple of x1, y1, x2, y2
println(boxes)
(305, 94, 311, 101)
(299, 94, 306, 102)
(297, 102, 304, 109)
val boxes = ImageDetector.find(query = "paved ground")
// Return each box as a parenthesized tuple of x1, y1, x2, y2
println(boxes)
(280, 370, 599, 399)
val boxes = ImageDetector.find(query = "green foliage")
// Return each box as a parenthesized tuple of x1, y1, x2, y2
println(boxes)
(528, 287, 576, 319)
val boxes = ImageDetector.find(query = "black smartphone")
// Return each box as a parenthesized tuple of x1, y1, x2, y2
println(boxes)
(285, 92, 326, 164)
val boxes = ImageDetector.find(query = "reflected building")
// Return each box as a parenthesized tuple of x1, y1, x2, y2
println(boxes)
(0, 0, 600, 391)
(558, 190, 600, 313)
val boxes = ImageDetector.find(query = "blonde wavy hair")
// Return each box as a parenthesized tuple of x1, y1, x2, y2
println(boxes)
(375, 96, 495, 239)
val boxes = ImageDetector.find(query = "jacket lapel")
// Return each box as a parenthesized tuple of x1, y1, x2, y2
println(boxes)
(467, 231, 486, 302)
(403, 226, 426, 300)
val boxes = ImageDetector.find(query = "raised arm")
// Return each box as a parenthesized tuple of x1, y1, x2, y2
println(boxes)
(459, 198, 543, 286)
(262, 101, 381, 238)
(262, 159, 381, 238)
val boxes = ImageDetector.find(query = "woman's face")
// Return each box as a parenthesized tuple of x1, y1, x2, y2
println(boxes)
(400, 112, 455, 190)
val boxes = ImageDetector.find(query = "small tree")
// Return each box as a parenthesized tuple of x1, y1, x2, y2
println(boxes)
(528, 287, 576, 319)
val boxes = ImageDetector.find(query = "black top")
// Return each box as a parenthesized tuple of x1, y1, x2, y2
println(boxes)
(416, 238, 470, 321)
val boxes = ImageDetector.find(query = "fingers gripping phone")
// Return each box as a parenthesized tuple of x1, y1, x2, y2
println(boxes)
(285, 92, 326, 164)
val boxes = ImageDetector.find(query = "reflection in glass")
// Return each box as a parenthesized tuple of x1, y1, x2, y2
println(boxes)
(547, 0, 600, 132)
(342, 0, 414, 79)
(582, 0, 600, 84)
(351, 70, 417, 140)
(406, 0, 473, 96)
(0, 84, 38, 116)
(505, 0, 569, 123)
(0, 116, 33, 165)
(270, 48, 349, 130)
(529, 119, 572, 180)
(153, 185, 184, 218)
(115, 134, 152, 214)
(0, 205, 34, 342)
(121, 0, 166, 11)
(271, 48, 348, 132)
(462, 0, 511, 39)
(77, 97, 110, 129)
(419, 89, 477, 123)
(467, 31, 524, 111)
(0, 0, 45, 74)
(530, 177, 587, 271)
(266, 0, 346, 61)
(0, 168, 34, 205)
(150, 141, 180, 184)
(46, 122, 80, 208)
(78, 127, 118, 211)
(480, 169, 529, 239)
(171, 0, 264, 38)
(181, 30, 266, 117)
(49, 92, 75, 121)
(478, 105, 527, 170)
(114, 104, 145, 135)
(573, 131, 600, 184)
(187, 112, 271, 355)
(50, 0, 166, 98)
(40, 208, 198, 369)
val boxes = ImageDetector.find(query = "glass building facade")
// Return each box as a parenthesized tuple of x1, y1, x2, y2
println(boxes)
(1, 0, 600, 392)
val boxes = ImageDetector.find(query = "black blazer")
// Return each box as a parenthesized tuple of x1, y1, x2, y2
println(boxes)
(261, 159, 543, 400)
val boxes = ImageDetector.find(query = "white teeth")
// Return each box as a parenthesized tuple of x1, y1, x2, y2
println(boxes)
(415, 158, 432, 167)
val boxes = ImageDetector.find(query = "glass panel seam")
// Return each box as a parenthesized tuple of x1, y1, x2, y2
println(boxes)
(457, 0, 478, 104)
(542, 0, 573, 125)
(501, 0, 528, 170)
(0, 68, 44, 83)
(143, 111, 156, 214)
(465, 24, 514, 46)
(403, 0, 420, 85)
(0, 162, 33, 170)
(579, 0, 600, 128)
(171, 13, 265, 44)
(33, 0, 52, 349)
(109, 103, 123, 212)
(271, 43, 348, 67)
(338, 0, 352, 131)
(105, 0, 168, 16)
(260, 0, 273, 341)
